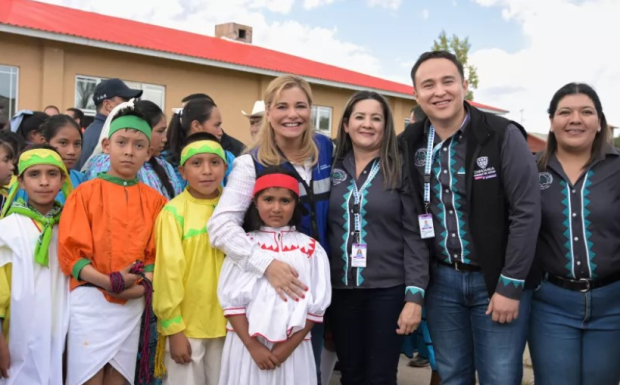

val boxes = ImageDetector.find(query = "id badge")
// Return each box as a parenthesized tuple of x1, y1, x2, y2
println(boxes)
(418, 214, 435, 239)
(351, 243, 367, 268)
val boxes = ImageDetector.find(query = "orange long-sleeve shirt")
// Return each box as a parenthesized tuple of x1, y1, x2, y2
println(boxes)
(58, 174, 167, 304)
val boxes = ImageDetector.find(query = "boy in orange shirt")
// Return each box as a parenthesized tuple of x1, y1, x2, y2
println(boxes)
(59, 103, 167, 385)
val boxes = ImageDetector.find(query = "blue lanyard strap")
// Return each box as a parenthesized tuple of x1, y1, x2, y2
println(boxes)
(350, 160, 381, 238)
(423, 127, 436, 211)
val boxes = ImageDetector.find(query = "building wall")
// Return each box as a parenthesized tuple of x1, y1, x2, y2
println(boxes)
(0, 32, 415, 145)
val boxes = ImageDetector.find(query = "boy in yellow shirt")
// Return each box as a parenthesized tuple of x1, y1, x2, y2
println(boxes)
(153, 133, 228, 385)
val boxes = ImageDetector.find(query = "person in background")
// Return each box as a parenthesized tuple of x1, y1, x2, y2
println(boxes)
(66, 108, 85, 130)
(242, 100, 265, 140)
(44, 105, 60, 116)
(83, 100, 182, 201)
(77, 78, 143, 169)
(10, 111, 49, 145)
(181, 93, 246, 156)
(0, 134, 15, 212)
(400, 50, 540, 385)
(15, 115, 86, 205)
(529, 83, 620, 385)
(165, 99, 235, 188)
(0, 105, 7, 131)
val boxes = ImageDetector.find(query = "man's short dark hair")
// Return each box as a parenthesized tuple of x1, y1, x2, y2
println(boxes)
(412, 106, 427, 122)
(66, 108, 85, 126)
(182, 93, 214, 104)
(410, 50, 465, 86)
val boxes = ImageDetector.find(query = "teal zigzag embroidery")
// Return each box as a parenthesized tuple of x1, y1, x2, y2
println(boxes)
(499, 275, 525, 288)
(560, 180, 575, 278)
(356, 176, 372, 287)
(449, 140, 470, 264)
(582, 171, 597, 278)
(341, 182, 354, 285)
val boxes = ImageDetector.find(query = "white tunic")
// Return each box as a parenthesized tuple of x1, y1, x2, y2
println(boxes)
(0, 214, 70, 385)
(218, 227, 331, 385)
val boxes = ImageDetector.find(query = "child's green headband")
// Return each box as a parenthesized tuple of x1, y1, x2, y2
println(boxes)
(108, 115, 151, 142)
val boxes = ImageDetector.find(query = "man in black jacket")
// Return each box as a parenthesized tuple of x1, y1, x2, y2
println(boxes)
(400, 51, 540, 385)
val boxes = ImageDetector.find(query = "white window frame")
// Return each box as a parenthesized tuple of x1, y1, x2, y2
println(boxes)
(0, 64, 19, 122)
(74, 75, 165, 116)
(311, 105, 333, 135)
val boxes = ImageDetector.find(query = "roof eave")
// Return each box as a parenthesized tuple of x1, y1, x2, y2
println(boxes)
(0, 23, 415, 101)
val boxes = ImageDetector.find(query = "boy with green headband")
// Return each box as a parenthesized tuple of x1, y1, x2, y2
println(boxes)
(152, 133, 228, 385)
(0, 144, 72, 384)
(58, 108, 167, 385)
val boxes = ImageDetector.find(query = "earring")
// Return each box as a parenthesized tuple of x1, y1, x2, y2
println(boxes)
(597, 127, 602, 132)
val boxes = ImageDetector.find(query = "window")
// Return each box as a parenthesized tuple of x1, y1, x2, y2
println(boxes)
(311, 105, 332, 135)
(238, 29, 247, 39)
(75, 75, 166, 116)
(0, 65, 18, 130)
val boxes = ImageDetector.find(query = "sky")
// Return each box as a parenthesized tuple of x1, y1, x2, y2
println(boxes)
(38, 0, 620, 133)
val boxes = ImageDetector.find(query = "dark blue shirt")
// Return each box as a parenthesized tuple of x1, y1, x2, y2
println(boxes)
(77, 113, 107, 170)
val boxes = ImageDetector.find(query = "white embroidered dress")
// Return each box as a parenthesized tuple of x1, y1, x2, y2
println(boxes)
(0, 215, 70, 385)
(218, 226, 331, 385)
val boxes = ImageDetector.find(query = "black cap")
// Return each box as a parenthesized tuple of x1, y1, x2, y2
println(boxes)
(93, 78, 143, 105)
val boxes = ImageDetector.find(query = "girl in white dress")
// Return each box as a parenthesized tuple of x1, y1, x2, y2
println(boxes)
(217, 167, 331, 385)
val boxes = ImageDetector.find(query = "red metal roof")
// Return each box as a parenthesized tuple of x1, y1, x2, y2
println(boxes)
(0, 0, 507, 113)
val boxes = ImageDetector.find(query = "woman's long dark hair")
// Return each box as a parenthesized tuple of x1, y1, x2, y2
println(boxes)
(165, 99, 218, 167)
(538, 82, 610, 171)
(115, 101, 175, 198)
(243, 166, 304, 232)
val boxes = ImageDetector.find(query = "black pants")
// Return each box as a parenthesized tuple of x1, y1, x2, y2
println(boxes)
(330, 285, 404, 385)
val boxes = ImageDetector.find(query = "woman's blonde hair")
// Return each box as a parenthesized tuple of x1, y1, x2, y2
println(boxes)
(253, 75, 319, 166)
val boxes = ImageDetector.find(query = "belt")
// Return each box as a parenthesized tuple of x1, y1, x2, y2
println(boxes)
(546, 272, 620, 293)
(438, 260, 481, 272)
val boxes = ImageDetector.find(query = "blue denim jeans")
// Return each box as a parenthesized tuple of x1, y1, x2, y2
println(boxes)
(529, 279, 620, 385)
(426, 264, 531, 385)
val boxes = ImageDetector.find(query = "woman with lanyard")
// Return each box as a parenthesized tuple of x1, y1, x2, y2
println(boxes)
(208, 74, 332, 383)
(529, 83, 620, 385)
(327, 91, 429, 384)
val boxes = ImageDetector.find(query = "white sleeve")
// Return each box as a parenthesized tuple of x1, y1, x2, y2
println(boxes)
(217, 258, 260, 317)
(207, 155, 275, 276)
(306, 241, 332, 323)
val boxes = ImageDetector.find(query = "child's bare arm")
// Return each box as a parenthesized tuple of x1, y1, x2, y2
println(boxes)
(0, 324, 9, 378)
(228, 315, 281, 370)
(271, 320, 314, 364)
(78, 264, 139, 291)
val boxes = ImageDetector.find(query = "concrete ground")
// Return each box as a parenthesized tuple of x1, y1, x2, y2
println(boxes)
(328, 347, 535, 385)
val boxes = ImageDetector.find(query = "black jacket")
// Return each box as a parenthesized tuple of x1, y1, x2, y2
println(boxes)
(400, 104, 541, 297)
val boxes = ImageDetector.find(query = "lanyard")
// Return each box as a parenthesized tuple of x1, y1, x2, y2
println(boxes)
(350, 160, 381, 237)
(423, 127, 436, 212)
(422, 114, 470, 212)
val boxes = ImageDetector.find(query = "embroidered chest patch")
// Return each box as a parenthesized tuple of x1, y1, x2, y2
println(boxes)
(331, 168, 347, 186)
(539, 172, 553, 190)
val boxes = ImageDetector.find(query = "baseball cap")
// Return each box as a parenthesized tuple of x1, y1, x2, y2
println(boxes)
(93, 78, 143, 105)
